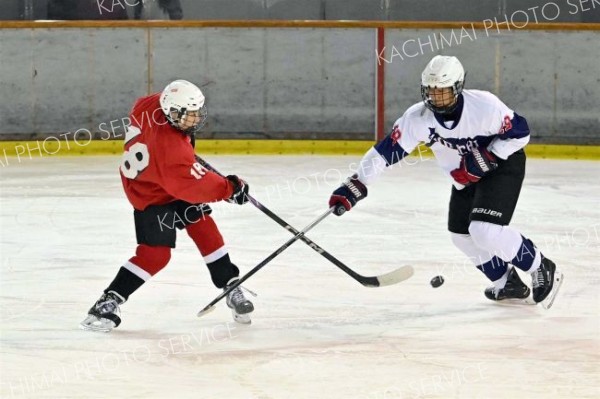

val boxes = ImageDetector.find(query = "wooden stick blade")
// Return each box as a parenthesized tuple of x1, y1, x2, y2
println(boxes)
(375, 265, 414, 287)
(197, 305, 216, 317)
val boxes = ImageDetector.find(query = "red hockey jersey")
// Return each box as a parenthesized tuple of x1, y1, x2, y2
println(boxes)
(119, 93, 234, 211)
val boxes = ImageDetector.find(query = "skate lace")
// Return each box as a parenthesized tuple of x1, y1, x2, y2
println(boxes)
(532, 269, 544, 289)
(229, 287, 245, 304)
(96, 293, 122, 315)
(229, 285, 257, 304)
(97, 300, 117, 314)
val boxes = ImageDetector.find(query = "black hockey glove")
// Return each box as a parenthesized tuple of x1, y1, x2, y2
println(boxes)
(329, 175, 368, 216)
(226, 175, 250, 205)
(451, 147, 498, 186)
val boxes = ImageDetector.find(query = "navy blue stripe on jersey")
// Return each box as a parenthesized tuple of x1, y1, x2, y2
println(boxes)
(510, 236, 537, 272)
(374, 134, 409, 166)
(476, 256, 508, 282)
(497, 112, 530, 140)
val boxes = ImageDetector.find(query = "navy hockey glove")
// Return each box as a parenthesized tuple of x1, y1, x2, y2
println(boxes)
(329, 175, 368, 216)
(450, 147, 498, 186)
(226, 175, 250, 205)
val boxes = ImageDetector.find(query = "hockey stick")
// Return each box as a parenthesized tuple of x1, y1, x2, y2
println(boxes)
(198, 207, 334, 317)
(195, 156, 414, 288)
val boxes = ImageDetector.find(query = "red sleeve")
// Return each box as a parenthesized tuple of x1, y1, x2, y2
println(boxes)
(157, 137, 234, 204)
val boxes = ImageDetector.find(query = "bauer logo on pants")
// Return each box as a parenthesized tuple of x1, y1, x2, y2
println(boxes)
(472, 208, 503, 218)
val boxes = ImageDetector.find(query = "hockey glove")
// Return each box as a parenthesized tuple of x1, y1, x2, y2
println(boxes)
(226, 175, 250, 205)
(450, 147, 498, 186)
(329, 175, 368, 216)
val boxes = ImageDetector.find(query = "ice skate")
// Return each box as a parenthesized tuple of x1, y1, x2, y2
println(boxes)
(80, 291, 125, 332)
(224, 278, 255, 325)
(485, 267, 531, 302)
(531, 256, 563, 309)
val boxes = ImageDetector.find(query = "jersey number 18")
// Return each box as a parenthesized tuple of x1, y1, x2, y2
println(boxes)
(120, 142, 150, 179)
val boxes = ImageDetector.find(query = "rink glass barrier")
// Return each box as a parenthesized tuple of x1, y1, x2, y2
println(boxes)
(0, 20, 599, 157)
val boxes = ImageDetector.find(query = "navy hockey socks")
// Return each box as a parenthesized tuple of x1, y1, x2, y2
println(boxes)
(509, 236, 541, 273)
(476, 256, 509, 283)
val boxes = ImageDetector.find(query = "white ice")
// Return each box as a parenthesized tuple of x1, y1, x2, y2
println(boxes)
(1, 154, 599, 399)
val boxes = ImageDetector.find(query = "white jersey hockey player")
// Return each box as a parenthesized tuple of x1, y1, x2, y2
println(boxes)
(329, 55, 563, 308)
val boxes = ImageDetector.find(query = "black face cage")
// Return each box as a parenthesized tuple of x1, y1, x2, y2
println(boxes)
(166, 105, 208, 135)
(420, 78, 465, 115)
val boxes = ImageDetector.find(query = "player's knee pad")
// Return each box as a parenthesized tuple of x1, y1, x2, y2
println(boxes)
(450, 233, 480, 258)
(470, 221, 533, 267)
(450, 232, 491, 262)
(468, 221, 502, 250)
(450, 232, 474, 252)
(130, 244, 171, 276)
(185, 216, 225, 256)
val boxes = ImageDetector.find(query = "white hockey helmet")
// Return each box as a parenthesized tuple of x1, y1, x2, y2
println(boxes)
(420, 55, 466, 114)
(160, 80, 208, 134)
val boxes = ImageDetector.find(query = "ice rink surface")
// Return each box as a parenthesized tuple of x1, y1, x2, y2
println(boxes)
(1, 154, 599, 399)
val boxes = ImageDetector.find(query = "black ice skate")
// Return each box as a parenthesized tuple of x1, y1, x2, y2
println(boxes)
(485, 268, 531, 302)
(224, 278, 255, 325)
(531, 256, 563, 309)
(80, 291, 125, 332)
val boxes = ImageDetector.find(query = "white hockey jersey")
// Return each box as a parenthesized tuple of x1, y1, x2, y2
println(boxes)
(356, 90, 530, 189)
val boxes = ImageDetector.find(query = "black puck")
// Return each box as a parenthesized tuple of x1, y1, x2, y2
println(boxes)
(430, 275, 444, 288)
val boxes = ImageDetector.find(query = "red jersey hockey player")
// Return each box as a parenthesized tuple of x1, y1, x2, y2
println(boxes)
(81, 80, 254, 331)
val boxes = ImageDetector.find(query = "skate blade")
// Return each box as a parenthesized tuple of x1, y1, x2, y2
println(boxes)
(541, 270, 563, 310)
(231, 309, 251, 325)
(79, 315, 115, 333)
(491, 296, 537, 306)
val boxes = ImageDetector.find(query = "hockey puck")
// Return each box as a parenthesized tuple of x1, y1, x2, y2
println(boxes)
(430, 275, 444, 288)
